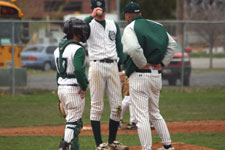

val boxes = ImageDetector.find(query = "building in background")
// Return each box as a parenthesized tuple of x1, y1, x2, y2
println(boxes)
(15, 0, 117, 19)
(6, 0, 118, 44)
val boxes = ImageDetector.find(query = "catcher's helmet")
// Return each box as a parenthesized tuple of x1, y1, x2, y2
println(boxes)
(63, 18, 88, 43)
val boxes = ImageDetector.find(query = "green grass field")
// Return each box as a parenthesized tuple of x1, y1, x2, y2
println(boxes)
(0, 87, 225, 149)
(1, 132, 225, 150)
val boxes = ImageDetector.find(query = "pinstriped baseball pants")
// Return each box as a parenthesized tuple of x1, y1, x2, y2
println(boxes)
(89, 61, 122, 121)
(129, 72, 172, 150)
(58, 86, 85, 143)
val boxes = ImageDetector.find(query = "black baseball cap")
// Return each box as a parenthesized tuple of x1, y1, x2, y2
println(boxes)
(124, 1, 141, 14)
(91, 0, 106, 12)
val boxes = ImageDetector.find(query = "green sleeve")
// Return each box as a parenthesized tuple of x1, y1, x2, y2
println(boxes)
(73, 48, 88, 91)
(115, 22, 126, 71)
(84, 16, 94, 39)
(56, 73, 59, 85)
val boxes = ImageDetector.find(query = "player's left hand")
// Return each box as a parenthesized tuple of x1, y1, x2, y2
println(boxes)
(153, 64, 162, 70)
(142, 63, 162, 70)
(78, 88, 86, 99)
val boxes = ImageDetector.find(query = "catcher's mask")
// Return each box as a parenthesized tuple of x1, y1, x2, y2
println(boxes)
(63, 18, 88, 43)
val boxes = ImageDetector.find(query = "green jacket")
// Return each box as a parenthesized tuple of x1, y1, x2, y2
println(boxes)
(122, 16, 169, 77)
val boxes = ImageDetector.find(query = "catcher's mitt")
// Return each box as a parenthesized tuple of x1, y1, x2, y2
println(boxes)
(57, 100, 66, 118)
(122, 76, 129, 96)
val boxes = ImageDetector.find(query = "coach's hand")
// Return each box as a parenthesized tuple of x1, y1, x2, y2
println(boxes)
(78, 88, 86, 99)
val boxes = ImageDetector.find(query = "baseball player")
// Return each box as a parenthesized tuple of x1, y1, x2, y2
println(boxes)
(121, 2, 177, 150)
(119, 95, 137, 130)
(84, 0, 128, 149)
(54, 18, 88, 150)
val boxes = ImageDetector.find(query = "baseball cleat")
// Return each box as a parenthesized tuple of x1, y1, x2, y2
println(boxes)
(156, 146, 175, 150)
(150, 124, 155, 130)
(108, 141, 129, 150)
(96, 143, 111, 150)
(118, 120, 123, 129)
(124, 122, 137, 130)
(59, 139, 70, 150)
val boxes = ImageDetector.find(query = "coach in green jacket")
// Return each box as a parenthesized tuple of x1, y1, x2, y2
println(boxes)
(121, 2, 176, 150)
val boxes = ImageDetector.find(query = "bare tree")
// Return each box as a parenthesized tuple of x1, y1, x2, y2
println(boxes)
(184, 0, 225, 68)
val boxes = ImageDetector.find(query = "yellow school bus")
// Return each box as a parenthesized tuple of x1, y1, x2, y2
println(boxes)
(0, 1, 24, 68)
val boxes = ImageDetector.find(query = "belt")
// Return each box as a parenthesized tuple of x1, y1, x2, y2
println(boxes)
(59, 84, 78, 86)
(135, 69, 162, 74)
(135, 63, 162, 74)
(93, 59, 116, 63)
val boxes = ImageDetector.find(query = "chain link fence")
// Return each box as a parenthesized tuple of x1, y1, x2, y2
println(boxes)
(0, 20, 225, 94)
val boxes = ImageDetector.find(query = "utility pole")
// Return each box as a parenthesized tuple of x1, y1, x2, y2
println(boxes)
(176, 0, 184, 46)
(107, 0, 111, 13)
(176, 0, 185, 89)
(117, 0, 120, 21)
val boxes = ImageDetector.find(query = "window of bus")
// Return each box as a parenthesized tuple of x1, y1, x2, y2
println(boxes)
(0, 5, 23, 45)
(0, 23, 21, 45)
(0, 1, 25, 68)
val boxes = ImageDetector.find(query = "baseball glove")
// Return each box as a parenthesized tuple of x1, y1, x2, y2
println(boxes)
(122, 76, 129, 96)
(57, 100, 66, 118)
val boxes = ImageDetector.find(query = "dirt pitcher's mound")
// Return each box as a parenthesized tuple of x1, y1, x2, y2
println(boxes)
(0, 120, 225, 136)
(130, 142, 216, 150)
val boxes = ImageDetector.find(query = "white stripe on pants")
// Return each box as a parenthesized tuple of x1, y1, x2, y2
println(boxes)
(129, 72, 171, 150)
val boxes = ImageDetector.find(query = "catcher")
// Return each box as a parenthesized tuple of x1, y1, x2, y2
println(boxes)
(54, 18, 88, 150)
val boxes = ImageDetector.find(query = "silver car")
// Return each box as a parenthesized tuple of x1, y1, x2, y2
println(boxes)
(21, 44, 57, 71)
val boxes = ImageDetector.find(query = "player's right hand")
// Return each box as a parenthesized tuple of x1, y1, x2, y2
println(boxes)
(91, 7, 103, 17)
(78, 88, 86, 99)
(91, 7, 104, 21)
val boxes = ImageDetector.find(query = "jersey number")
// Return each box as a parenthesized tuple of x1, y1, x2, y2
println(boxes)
(56, 58, 68, 74)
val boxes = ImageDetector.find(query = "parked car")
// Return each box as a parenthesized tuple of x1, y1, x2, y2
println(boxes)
(21, 44, 57, 71)
(162, 40, 192, 86)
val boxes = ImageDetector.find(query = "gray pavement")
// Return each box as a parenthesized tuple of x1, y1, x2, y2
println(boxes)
(1, 58, 225, 91)
(26, 58, 225, 89)
(191, 58, 225, 69)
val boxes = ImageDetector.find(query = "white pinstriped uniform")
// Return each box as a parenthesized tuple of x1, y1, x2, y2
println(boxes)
(87, 19, 118, 61)
(87, 19, 122, 122)
(122, 19, 176, 150)
(54, 44, 85, 143)
(129, 72, 171, 150)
